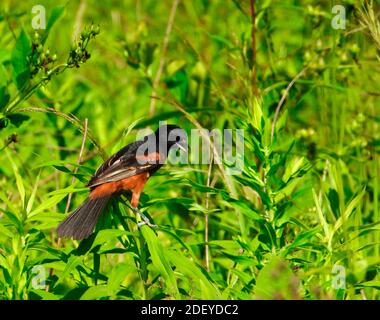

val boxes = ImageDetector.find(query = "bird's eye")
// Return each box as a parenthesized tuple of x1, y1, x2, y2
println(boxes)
(176, 136, 181, 142)
(144, 136, 148, 142)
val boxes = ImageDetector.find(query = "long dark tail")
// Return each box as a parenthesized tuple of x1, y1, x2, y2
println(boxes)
(57, 196, 110, 240)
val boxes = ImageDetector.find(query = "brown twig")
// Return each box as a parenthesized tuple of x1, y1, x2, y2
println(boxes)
(270, 66, 308, 142)
(249, 0, 258, 97)
(18, 107, 106, 159)
(360, 288, 368, 300)
(46, 118, 88, 292)
(149, 0, 180, 116)
(205, 151, 213, 272)
(72, 0, 87, 40)
(64, 118, 88, 213)
(80, 127, 125, 163)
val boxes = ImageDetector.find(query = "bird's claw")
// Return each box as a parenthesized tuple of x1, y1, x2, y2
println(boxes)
(137, 220, 158, 228)
(133, 208, 157, 228)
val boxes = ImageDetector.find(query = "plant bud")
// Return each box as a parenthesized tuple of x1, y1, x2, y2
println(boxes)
(92, 25, 100, 35)
(350, 44, 360, 54)
(167, 59, 186, 76)
(192, 61, 207, 81)
(81, 31, 89, 40)
(357, 112, 365, 123)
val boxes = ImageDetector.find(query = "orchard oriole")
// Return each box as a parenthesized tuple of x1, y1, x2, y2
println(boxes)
(57, 124, 187, 240)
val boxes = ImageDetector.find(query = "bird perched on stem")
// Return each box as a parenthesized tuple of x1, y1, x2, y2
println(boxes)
(57, 124, 187, 240)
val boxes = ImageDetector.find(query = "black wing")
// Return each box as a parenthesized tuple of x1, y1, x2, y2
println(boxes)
(87, 140, 160, 188)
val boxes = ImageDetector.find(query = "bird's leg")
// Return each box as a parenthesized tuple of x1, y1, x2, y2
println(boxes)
(130, 184, 157, 228)
(133, 207, 157, 228)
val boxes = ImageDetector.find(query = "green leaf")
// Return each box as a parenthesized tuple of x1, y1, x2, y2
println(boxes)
(166, 250, 220, 299)
(41, 6, 66, 44)
(275, 108, 288, 134)
(356, 280, 380, 290)
(209, 240, 242, 251)
(0, 223, 14, 238)
(284, 227, 319, 255)
(11, 30, 32, 90)
(0, 191, 19, 220)
(74, 229, 133, 255)
(80, 285, 110, 300)
(167, 59, 187, 76)
(250, 97, 264, 134)
(0, 65, 10, 110)
(255, 255, 302, 299)
(223, 198, 263, 222)
(258, 221, 277, 250)
(6, 149, 26, 210)
(46, 185, 87, 196)
(206, 32, 234, 49)
(141, 227, 179, 298)
(313, 188, 331, 245)
(62, 287, 88, 300)
(1, 209, 22, 231)
(327, 188, 340, 218)
(333, 188, 366, 235)
(165, 69, 188, 104)
(0, 253, 10, 271)
(29, 289, 59, 300)
(34, 160, 85, 169)
(28, 192, 67, 218)
(26, 171, 41, 214)
(7, 113, 30, 127)
(107, 262, 136, 293)
(0, 48, 11, 64)
(55, 255, 82, 287)
(282, 156, 311, 183)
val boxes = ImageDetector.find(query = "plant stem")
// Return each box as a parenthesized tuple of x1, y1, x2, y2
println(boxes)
(65, 118, 88, 213)
(205, 151, 213, 272)
(5, 63, 68, 114)
(249, 0, 258, 97)
(270, 65, 308, 142)
(149, 0, 180, 116)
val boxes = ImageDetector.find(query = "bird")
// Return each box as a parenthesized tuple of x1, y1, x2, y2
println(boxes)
(57, 124, 187, 240)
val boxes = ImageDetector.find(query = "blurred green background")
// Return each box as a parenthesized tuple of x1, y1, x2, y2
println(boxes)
(0, 0, 379, 300)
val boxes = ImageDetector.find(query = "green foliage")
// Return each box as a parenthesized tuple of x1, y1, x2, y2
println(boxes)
(11, 29, 32, 90)
(0, 0, 379, 300)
